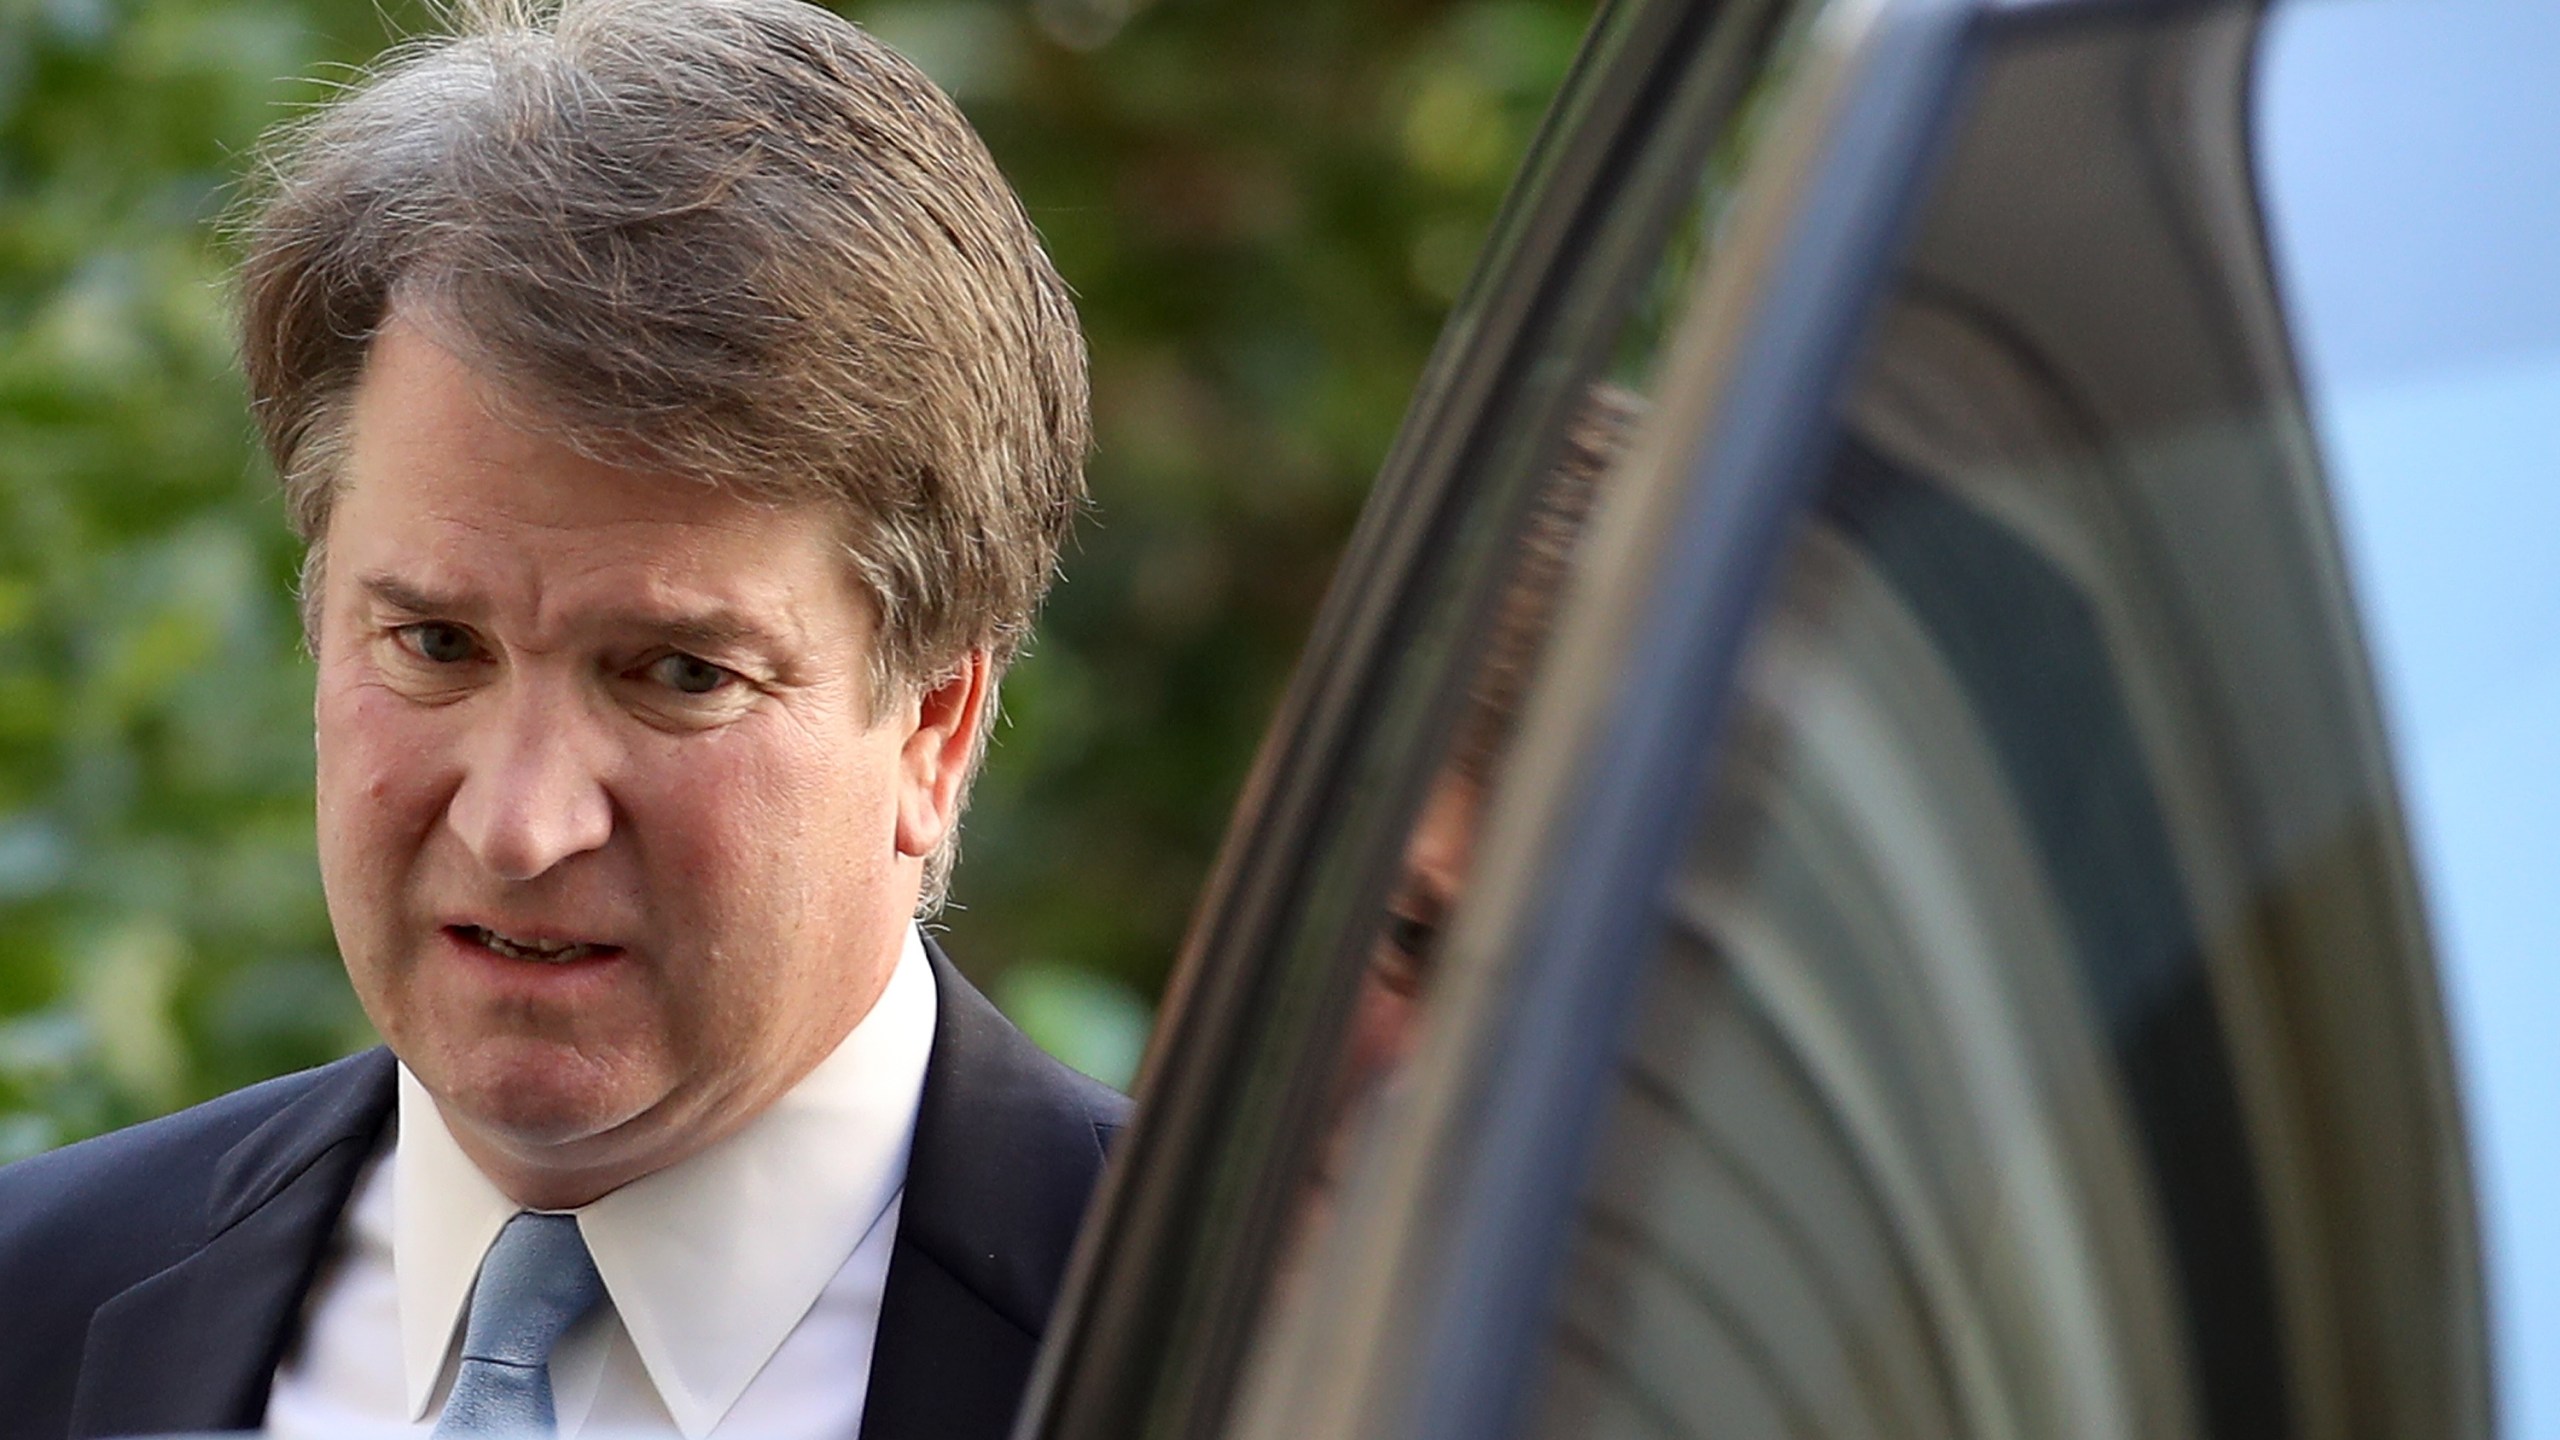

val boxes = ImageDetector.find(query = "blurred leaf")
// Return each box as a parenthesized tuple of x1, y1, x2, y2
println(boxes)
(994, 960, 1154, 1091)
(77, 915, 186, 1109)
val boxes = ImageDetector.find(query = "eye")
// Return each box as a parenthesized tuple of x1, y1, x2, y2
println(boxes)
(1372, 908, 1441, 999)
(646, 652, 734, 696)
(1385, 911, 1439, 963)
(396, 622, 479, 664)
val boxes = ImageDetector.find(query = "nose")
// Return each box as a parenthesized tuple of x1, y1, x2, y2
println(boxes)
(445, 680, 615, 882)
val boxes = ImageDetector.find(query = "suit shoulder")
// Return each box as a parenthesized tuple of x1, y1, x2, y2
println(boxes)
(0, 1050, 392, 1434)
(1038, 1041, 1135, 1144)
(910, 942, 1134, 1335)
(993, 1024, 1134, 1183)
(0, 1050, 385, 1268)
(927, 949, 1131, 1155)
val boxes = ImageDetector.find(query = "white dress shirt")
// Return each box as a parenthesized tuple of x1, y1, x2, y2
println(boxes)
(266, 927, 939, 1440)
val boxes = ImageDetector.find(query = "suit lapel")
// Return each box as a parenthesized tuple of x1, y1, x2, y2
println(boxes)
(69, 1049, 395, 1439)
(859, 941, 1120, 1440)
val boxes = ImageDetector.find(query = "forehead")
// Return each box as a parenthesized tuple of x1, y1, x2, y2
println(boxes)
(330, 316, 864, 637)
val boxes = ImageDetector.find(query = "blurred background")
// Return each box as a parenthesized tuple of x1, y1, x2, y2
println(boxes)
(0, 0, 1591, 1155)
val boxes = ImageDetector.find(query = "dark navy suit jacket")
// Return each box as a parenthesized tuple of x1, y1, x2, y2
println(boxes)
(0, 940, 1130, 1440)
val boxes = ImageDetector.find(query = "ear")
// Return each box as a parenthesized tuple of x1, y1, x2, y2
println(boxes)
(894, 648, 994, 860)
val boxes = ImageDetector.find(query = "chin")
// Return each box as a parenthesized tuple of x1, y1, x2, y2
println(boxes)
(423, 1035, 666, 1153)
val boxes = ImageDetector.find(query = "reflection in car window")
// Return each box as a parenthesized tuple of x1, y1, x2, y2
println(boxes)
(1027, 3, 1858, 1434)
(1527, 5, 2485, 1438)
(1245, 374, 1649, 1438)
(1266, 386, 1637, 1365)
(2257, 2, 2560, 1434)
(1531, 326, 2243, 1440)
(1327, 386, 1640, 1167)
(1219, 7, 1845, 1433)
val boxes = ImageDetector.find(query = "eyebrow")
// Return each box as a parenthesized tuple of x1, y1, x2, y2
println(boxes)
(355, 572, 794, 659)
(359, 574, 471, 622)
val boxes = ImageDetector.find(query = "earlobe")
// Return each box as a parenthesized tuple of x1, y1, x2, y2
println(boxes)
(894, 649, 993, 859)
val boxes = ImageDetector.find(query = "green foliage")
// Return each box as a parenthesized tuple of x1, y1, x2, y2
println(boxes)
(0, 0, 1589, 1144)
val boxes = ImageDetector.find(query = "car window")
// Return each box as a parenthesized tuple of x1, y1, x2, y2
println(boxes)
(1200, 0, 1982, 1433)
(1017, 3, 1836, 1437)
(2255, 2, 2560, 1434)
(1227, 6, 1850, 1409)
(1516, 3, 2490, 1439)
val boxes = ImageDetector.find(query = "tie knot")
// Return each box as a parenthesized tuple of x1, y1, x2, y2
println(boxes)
(458, 1211, 607, 1368)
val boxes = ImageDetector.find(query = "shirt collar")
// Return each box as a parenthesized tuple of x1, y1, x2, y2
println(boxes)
(394, 925, 938, 1437)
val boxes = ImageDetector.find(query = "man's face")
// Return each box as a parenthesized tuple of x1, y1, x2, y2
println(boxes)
(315, 315, 962, 1206)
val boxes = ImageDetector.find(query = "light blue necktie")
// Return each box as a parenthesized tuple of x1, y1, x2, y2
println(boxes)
(433, 1212, 608, 1438)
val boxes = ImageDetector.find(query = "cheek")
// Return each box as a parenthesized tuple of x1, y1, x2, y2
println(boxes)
(314, 676, 453, 869)
(633, 723, 904, 945)
(1350, 977, 1418, 1078)
(312, 675, 462, 1031)
(670, 717, 901, 860)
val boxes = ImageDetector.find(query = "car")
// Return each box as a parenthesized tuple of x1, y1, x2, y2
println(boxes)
(1004, 0, 2559, 1436)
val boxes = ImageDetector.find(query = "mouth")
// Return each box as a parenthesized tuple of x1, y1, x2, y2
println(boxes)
(446, 924, 625, 965)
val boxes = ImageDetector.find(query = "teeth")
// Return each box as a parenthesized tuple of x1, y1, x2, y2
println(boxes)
(470, 926, 603, 963)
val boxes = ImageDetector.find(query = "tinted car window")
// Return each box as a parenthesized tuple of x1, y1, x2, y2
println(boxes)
(1020, 2, 1829, 1436)
(1203, 0, 1985, 1431)
(1227, 12, 1846, 1424)
(1527, 3, 2483, 1438)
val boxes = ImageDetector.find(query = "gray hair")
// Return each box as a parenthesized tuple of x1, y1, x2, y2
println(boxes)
(234, 0, 1092, 909)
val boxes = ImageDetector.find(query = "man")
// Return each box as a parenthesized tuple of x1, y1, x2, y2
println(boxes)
(0, 0, 1127, 1436)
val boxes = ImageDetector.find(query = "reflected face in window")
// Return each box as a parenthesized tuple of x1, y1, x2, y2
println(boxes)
(1339, 383, 1644, 1120)
(1313, 384, 1641, 1198)
(1355, 773, 1483, 1084)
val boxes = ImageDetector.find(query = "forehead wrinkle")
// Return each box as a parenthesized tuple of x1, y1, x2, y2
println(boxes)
(403, 482, 784, 548)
